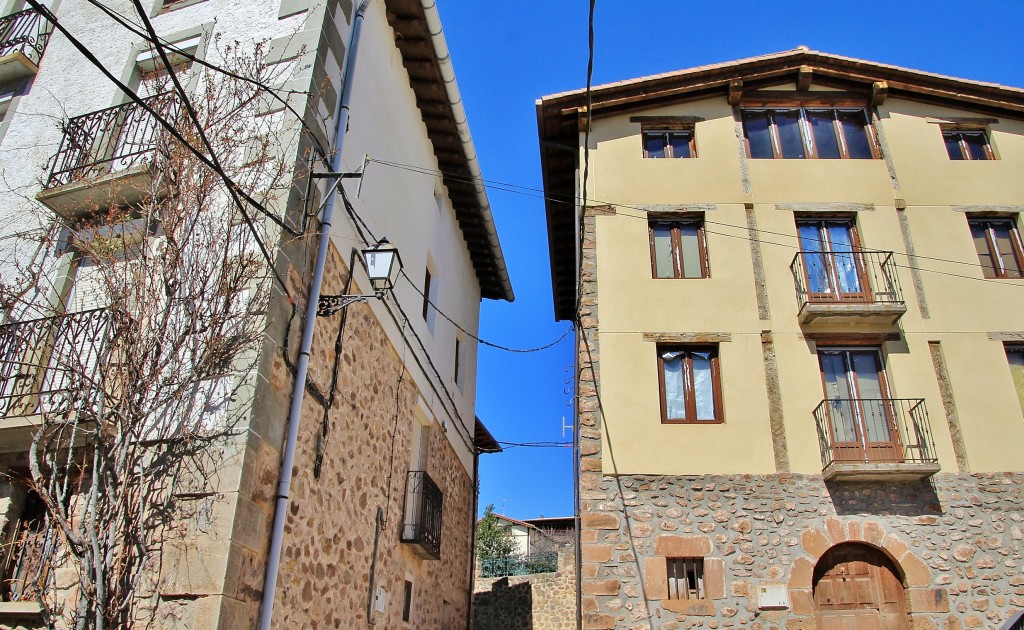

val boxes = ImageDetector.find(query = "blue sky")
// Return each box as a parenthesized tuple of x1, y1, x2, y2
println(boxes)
(436, 1, 1024, 519)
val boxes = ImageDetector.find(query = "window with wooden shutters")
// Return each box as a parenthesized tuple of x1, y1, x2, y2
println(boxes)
(667, 558, 705, 600)
(968, 217, 1024, 279)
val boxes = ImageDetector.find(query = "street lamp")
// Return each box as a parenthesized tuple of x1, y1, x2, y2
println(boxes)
(317, 239, 403, 317)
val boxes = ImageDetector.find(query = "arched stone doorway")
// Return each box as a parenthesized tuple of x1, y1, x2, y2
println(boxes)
(813, 543, 909, 629)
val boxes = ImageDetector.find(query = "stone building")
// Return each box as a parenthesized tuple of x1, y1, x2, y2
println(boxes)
(0, 0, 509, 628)
(537, 48, 1024, 629)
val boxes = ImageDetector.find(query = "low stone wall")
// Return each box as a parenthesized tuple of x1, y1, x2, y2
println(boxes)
(474, 549, 577, 630)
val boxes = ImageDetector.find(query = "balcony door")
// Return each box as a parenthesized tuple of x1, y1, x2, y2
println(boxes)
(798, 220, 869, 302)
(818, 349, 901, 463)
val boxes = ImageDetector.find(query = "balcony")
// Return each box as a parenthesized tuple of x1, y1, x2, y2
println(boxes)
(0, 309, 113, 429)
(813, 398, 940, 481)
(791, 250, 907, 326)
(400, 470, 443, 559)
(0, 8, 53, 83)
(36, 93, 180, 218)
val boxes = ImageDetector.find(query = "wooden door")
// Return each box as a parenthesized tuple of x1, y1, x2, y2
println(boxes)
(814, 544, 908, 630)
(819, 349, 902, 463)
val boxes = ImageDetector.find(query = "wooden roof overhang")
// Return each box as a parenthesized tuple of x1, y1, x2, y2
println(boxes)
(384, 0, 513, 301)
(537, 48, 1024, 321)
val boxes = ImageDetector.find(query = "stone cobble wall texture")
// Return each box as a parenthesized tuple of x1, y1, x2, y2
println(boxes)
(474, 549, 578, 630)
(258, 242, 475, 629)
(575, 209, 1024, 629)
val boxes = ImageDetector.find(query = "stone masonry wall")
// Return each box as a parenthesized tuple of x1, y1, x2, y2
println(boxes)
(580, 472, 1023, 629)
(474, 548, 577, 630)
(252, 242, 475, 629)
(576, 209, 1024, 629)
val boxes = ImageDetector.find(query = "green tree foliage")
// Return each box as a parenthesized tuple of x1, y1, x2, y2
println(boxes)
(475, 504, 517, 560)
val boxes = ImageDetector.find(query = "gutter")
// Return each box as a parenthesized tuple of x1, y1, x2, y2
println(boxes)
(257, 1, 372, 627)
(419, 0, 514, 303)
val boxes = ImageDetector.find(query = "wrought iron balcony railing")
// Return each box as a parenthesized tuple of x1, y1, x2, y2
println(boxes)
(0, 8, 53, 68)
(43, 92, 181, 190)
(400, 470, 443, 559)
(0, 491, 50, 603)
(813, 398, 939, 476)
(0, 309, 113, 418)
(791, 250, 906, 323)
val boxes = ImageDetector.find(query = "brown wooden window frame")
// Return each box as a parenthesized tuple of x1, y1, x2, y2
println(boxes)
(968, 216, 1024, 279)
(741, 107, 879, 160)
(942, 127, 995, 160)
(642, 129, 696, 159)
(649, 218, 710, 279)
(667, 557, 705, 600)
(657, 345, 723, 424)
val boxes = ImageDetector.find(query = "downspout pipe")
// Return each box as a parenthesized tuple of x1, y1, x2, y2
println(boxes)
(418, 0, 514, 302)
(258, 1, 372, 628)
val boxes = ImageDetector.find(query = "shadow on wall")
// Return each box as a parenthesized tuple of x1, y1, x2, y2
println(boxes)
(473, 578, 533, 630)
(826, 479, 942, 517)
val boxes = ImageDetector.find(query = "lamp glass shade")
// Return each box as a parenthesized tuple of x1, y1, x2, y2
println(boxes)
(363, 245, 401, 292)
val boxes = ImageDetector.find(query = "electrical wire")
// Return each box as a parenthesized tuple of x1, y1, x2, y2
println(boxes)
(26, 1, 295, 296)
(337, 185, 573, 353)
(368, 158, 1024, 291)
(81, 0, 331, 161)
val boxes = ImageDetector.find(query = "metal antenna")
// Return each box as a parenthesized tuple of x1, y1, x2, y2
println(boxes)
(561, 416, 574, 438)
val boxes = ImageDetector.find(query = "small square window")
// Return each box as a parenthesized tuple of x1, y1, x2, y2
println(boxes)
(658, 345, 722, 424)
(649, 219, 708, 279)
(667, 557, 704, 600)
(643, 130, 695, 158)
(968, 217, 1024, 279)
(943, 129, 993, 160)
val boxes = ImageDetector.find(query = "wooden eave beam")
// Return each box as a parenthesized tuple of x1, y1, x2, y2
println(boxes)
(797, 65, 813, 91)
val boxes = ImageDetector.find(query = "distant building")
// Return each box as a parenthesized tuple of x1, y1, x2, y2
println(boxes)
(539, 48, 1024, 629)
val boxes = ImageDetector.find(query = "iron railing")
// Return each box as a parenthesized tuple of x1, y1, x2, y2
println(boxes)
(791, 250, 904, 308)
(0, 492, 51, 602)
(0, 8, 53, 66)
(400, 470, 443, 559)
(44, 92, 181, 189)
(0, 309, 113, 418)
(1001, 611, 1024, 630)
(813, 398, 938, 470)
(479, 551, 558, 578)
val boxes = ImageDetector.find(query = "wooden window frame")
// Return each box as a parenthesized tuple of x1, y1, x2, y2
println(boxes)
(741, 107, 879, 160)
(968, 216, 1024, 279)
(648, 218, 710, 279)
(795, 217, 873, 303)
(642, 129, 696, 159)
(941, 127, 995, 160)
(657, 345, 723, 424)
(667, 557, 705, 600)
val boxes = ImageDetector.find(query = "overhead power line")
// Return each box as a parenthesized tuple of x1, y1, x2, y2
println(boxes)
(368, 158, 1024, 291)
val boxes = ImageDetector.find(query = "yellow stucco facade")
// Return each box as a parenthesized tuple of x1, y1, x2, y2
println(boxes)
(579, 89, 1024, 476)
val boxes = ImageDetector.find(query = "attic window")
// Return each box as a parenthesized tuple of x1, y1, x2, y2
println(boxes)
(632, 116, 702, 159)
(942, 128, 993, 160)
(741, 108, 877, 159)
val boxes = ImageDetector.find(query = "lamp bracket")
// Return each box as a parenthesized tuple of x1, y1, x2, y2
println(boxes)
(316, 293, 381, 317)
